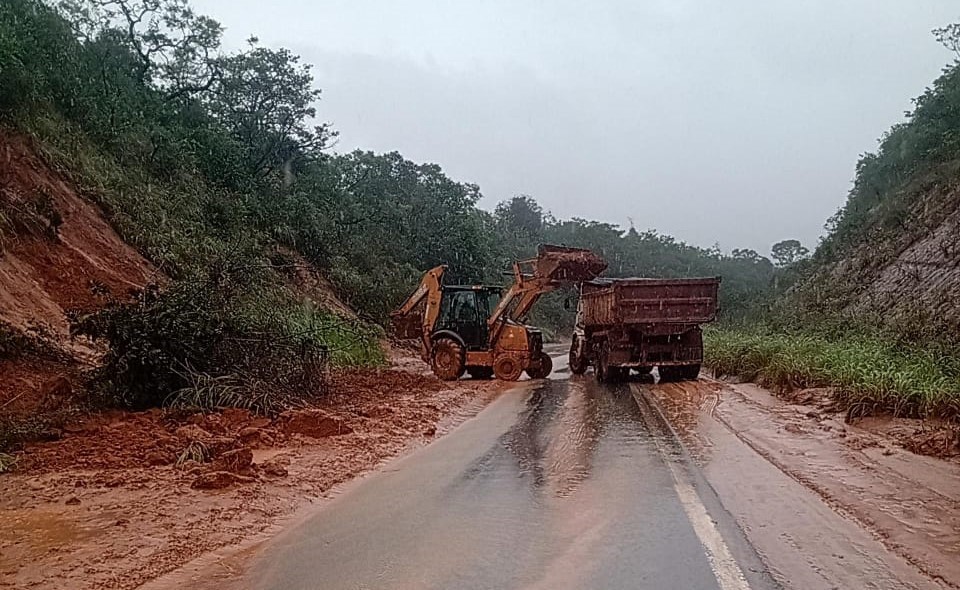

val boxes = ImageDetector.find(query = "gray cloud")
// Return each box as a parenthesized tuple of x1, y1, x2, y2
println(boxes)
(195, 0, 957, 255)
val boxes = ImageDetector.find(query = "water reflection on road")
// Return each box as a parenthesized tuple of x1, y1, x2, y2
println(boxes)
(248, 364, 770, 590)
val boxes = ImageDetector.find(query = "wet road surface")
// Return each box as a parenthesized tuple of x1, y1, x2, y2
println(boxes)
(246, 354, 775, 590)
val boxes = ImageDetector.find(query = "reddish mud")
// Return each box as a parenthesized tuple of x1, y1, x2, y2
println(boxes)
(0, 360, 501, 590)
(0, 132, 157, 338)
(642, 377, 960, 589)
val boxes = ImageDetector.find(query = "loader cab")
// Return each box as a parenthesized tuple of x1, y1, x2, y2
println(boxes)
(436, 285, 502, 349)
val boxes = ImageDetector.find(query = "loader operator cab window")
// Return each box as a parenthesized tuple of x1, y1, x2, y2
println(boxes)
(438, 289, 483, 348)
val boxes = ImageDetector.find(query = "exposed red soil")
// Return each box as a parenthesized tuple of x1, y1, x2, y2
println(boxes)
(0, 131, 156, 337)
(0, 130, 158, 429)
(273, 247, 357, 319)
(0, 362, 501, 590)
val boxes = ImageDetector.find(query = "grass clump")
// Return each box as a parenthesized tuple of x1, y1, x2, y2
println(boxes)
(0, 452, 18, 473)
(705, 327, 960, 420)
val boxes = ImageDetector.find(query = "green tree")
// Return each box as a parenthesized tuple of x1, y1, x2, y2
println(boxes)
(58, 0, 224, 101)
(934, 21, 960, 58)
(208, 38, 336, 180)
(771, 240, 809, 267)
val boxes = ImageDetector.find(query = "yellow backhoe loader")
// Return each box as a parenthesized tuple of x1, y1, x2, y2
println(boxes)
(390, 245, 607, 381)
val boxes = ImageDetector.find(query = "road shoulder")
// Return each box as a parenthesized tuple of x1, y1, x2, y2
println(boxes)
(640, 376, 960, 589)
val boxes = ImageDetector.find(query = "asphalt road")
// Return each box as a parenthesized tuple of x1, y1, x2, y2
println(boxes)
(247, 354, 776, 590)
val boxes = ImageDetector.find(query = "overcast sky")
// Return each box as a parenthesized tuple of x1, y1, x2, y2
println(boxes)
(195, 0, 957, 255)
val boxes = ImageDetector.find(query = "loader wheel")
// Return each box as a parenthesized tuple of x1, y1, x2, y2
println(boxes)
(493, 355, 523, 381)
(526, 352, 553, 380)
(468, 366, 494, 380)
(569, 338, 588, 375)
(431, 338, 465, 381)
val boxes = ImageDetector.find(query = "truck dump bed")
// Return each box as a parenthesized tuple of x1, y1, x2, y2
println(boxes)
(580, 277, 721, 328)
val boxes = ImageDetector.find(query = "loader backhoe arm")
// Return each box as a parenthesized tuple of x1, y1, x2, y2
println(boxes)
(487, 245, 608, 342)
(390, 265, 446, 360)
(487, 263, 554, 328)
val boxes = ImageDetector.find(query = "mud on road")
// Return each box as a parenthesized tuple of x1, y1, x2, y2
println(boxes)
(0, 363, 502, 590)
(5, 351, 960, 590)
(642, 377, 960, 589)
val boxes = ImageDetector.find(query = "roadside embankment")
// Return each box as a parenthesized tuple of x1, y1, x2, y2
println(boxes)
(705, 327, 960, 422)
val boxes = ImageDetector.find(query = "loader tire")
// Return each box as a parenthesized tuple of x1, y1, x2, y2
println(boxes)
(468, 366, 494, 380)
(493, 355, 523, 381)
(526, 352, 553, 380)
(431, 338, 465, 381)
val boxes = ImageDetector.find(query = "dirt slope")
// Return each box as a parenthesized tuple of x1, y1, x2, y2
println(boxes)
(0, 133, 156, 341)
(0, 131, 160, 427)
(800, 184, 960, 336)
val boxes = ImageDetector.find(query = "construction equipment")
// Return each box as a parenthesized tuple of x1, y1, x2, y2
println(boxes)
(569, 277, 721, 382)
(391, 245, 607, 381)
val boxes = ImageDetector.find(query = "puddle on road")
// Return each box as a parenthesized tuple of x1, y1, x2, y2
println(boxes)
(0, 508, 101, 570)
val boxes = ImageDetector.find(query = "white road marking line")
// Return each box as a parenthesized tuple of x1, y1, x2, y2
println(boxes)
(668, 462, 752, 590)
(633, 386, 752, 590)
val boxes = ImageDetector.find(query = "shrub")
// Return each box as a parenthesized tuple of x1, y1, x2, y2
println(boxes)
(71, 257, 378, 413)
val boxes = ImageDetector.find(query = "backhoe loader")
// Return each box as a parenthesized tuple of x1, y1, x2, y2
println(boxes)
(391, 245, 607, 381)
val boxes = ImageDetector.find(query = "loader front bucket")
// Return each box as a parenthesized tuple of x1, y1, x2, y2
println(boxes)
(534, 244, 607, 283)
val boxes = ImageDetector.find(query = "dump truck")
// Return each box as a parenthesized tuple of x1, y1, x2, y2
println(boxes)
(568, 277, 721, 383)
(391, 245, 607, 381)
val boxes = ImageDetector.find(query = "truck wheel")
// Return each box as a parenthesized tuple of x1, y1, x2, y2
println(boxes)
(526, 352, 553, 379)
(569, 338, 588, 375)
(468, 366, 494, 380)
(431, 338, 465, 381)
(493, 355, 524, 381)
(595, 344, 610, 383)
(681, 364, 701, 381)
(658, 366, 681, 383)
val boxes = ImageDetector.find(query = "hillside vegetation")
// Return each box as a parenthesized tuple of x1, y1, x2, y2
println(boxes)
(0, 0, 774, 434)
(709, 23, 960, 420)
(776, 25, 960, 344)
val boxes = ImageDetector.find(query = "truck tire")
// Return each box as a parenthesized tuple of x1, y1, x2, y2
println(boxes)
(595, 345, 609, 383)
(431, 338, 465, 381)
(658, 366, 682, 383)
(569, 337, 588, 375)
(493, 355, 524, 381)
(468, 366, 494, 380)
(681, 364, 701, 381)
(526, 352, 553, 379)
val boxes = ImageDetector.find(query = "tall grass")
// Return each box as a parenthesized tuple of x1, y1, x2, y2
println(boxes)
(705, 327, 960, 419)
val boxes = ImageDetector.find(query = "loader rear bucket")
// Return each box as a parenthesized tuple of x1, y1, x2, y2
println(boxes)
(534, 244, 607, 282)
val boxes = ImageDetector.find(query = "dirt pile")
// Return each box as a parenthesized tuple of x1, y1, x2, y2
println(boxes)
(0, 363, 499, 590)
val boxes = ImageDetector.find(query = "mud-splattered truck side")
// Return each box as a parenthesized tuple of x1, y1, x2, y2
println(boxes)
(568, 277, 721, 383)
